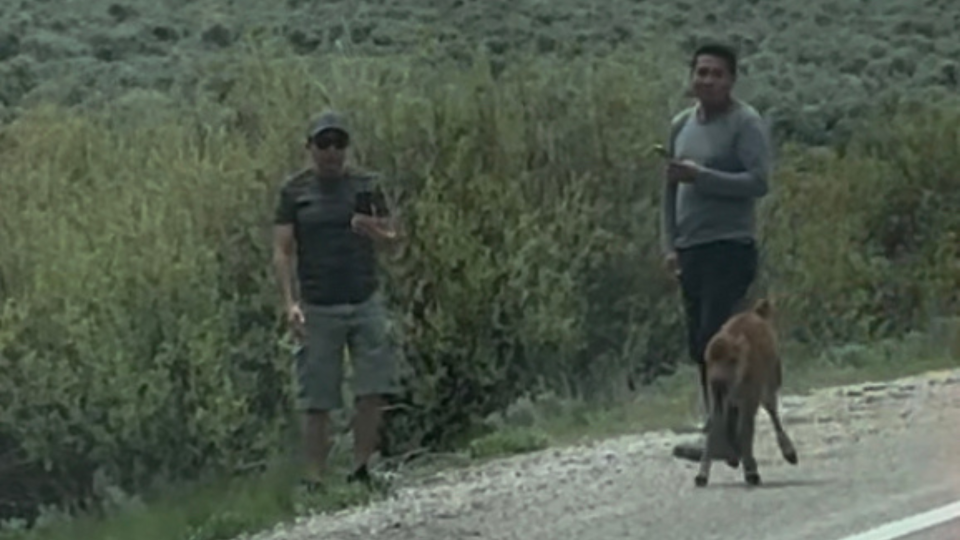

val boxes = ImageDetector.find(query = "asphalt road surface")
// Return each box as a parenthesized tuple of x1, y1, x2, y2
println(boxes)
(899, 518, 960, 540)
(397, 411, 960, 540)
(245, 369, 960, 540)
(842, 500, 960, 540)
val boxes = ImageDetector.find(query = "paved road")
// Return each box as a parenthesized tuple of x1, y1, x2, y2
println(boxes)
(900, 519, 960, 540)
(245, 370, 960, 540)
(841, 500, 960, 540)
(374, 408, 960, 540)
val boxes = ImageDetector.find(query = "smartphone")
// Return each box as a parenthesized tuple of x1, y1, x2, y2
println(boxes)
(353, 190, 398, 239)
(354, 190, 388, 217)
(355, 191, 374, 215)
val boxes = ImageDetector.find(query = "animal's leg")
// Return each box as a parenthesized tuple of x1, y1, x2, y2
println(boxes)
(695, 416, 713, 487)
(696, 382, 724, 487)
(723, 403, 741, 469)
(737, 404, 761, 486)
(762, 390, 798, 465)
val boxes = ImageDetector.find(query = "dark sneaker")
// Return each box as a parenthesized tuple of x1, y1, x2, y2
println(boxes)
(347, 463, 391, 492)
(672, 441, 704, 462)
(346, 464, 372, 485)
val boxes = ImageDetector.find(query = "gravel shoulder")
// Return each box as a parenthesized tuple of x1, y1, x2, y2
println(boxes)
(239, 367, 960, 540)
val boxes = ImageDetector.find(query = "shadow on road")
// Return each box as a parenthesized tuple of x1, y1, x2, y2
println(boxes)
(706, 478, 835, 490)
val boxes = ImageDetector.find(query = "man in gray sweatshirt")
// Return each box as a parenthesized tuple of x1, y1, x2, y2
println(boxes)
(660, 44, 774, 463)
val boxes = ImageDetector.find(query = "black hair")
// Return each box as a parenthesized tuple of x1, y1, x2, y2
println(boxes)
(690, 43, 738, 77)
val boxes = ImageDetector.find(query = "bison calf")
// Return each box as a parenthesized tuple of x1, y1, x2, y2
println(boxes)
(695, 298, 799, 487)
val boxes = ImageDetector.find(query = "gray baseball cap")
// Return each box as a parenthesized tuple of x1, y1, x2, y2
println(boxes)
(306, 110, 350, 141)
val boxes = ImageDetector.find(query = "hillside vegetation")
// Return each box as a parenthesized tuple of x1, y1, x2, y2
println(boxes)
(1, 0, 959, 143)
(0, 0, 959, 530)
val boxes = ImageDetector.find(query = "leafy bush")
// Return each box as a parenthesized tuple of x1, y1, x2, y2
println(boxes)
(0, 40, 958, 522)
(759, 101, 960, 344)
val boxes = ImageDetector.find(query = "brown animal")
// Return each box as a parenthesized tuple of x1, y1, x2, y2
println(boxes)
(694, 298, 798, 487)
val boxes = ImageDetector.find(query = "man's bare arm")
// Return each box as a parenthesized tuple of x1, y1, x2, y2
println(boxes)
(273, 224, 298, 307)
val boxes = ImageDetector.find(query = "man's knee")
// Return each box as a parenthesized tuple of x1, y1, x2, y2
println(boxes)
(296, 394, 343, 413)
(303, 409, 330, 422)
(354, 394, 387, 416)
(351, 300, 401, 398)
(295, 337, 347, 411)
(301, 409, 331, 437)
(295, 349, 345, 410)
(353, 357, 400, 399)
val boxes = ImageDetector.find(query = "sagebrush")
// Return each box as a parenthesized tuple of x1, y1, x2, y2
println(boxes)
(3, 0, 960, 149)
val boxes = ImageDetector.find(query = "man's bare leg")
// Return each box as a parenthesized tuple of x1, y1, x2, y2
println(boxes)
(303, 410, 331, 483)
(352, 394, 385, 472)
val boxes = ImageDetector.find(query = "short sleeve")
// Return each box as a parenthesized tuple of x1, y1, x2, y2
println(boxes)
(273, 183, 296, 225)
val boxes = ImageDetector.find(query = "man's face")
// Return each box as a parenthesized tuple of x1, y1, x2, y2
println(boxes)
(308, 129, 349, 175)
(691, 54, 735, 106)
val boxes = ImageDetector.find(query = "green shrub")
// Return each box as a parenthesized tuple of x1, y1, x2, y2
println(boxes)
(758, 100, 960, 345)
(468, 428, 551, 460)
(0, 40, 957, 522)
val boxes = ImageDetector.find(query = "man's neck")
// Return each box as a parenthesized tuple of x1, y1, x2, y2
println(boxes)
(697, 97, 735, 121)
(312, 166, 346, 182)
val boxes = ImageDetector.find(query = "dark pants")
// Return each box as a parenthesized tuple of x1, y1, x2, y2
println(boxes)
(677, 240, 758, 415)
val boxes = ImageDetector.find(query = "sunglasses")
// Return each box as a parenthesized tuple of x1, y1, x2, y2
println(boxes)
(312, 134, 349, 150)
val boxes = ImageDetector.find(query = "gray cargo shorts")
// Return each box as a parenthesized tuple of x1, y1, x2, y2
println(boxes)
(293, 293, 400, 412)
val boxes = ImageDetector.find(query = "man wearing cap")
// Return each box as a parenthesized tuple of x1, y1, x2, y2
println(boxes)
(272, 110, 401, 490)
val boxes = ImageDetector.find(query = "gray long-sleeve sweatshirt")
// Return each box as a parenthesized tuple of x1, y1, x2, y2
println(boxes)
(660, 99, 773, 254)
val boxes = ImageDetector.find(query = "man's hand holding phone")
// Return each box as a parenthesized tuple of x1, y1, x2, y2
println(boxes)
(653, 144, 701, 184)
(353, 190, 398, 241)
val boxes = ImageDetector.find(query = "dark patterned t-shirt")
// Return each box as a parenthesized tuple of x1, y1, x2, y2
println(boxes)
(274, 168, 390, 306)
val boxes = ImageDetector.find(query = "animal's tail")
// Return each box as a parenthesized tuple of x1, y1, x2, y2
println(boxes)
(753, 298, 774, 319)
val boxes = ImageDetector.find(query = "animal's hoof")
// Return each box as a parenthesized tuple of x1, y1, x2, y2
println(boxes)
(725, 458, 740, 469)
(694, 474, 708, 488)
(745, 472, 761, 486)
(784, 451, 799, 465)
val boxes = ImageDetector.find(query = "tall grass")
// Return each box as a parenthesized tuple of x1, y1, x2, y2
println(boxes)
(0, 38, 958, 524)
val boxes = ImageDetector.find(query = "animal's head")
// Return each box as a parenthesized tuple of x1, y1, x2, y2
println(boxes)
(704, 332, 749, 383)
